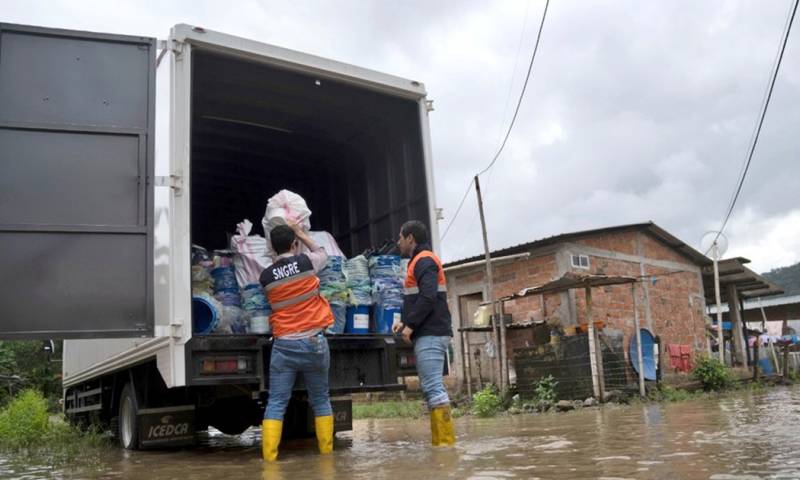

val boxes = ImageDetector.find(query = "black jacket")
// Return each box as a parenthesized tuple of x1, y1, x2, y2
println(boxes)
(402, 244, 453, 341)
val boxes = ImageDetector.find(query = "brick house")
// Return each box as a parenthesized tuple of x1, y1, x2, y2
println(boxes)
(443, 222, 712, 388)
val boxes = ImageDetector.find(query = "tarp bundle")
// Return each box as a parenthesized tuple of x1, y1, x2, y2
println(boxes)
(319, 256, 348, 333)
(370, 255, 404, 310)
(345, 255, 372, 306)
(319, 256, 348, 305)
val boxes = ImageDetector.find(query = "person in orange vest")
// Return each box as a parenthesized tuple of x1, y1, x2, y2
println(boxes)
(392, 220, 456, 446)
(259, 222, 334, 461)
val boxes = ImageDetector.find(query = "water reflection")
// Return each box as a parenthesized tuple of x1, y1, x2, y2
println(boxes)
(3, 386, 800, 479)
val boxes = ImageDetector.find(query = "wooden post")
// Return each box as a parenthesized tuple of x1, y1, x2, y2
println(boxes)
(712, 243, 725, 364)
(632, 283, 646, 397)
(783, 345, 790, 379)
(461, 330, 472, 398)
(474, 175, 504, 391)
(753, 337, 760, 381)
(586, 287, 604, 400)
(726, 284, 746, 366)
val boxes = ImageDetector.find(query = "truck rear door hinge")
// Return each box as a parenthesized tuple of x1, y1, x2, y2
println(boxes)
(154, 175, 184, 196)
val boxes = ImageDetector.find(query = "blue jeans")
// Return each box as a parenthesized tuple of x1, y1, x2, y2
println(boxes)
(414, 335, 451, 408)
(265, 333, 332, 420)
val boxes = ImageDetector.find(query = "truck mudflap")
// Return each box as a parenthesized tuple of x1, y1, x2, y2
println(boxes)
(138, 405, 196, 449)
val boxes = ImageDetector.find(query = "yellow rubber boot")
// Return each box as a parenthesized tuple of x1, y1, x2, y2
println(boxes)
(314, 415, 334, 454)
(262, 419, 283, 462)
(430, 405, 455, 447)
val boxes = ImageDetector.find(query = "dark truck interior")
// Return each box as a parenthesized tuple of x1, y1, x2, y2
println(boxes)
(189, 48, 430, 256)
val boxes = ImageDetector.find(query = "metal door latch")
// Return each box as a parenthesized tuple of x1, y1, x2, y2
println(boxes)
(155, 175, 184, 195)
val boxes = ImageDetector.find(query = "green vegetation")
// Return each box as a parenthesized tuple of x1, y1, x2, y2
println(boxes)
(762, 261, 800, 296)
(534, 375, 558, 403)
(0, 340, 62, 410)
(471, 385, 503, 418)
(0, 389, 110, 466)
(692, 356, 734, 391)
(352, 400, 424, 419)
(649, 385, 701, 402)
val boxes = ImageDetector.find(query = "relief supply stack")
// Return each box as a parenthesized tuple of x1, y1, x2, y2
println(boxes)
(191, 245, 222, 335)
(370, 255, 404, 334)
(344, 255, 372, 333)
(319, 256, 348, 333)
(210, 251, 246, 334)
(231, 219, 272, 334)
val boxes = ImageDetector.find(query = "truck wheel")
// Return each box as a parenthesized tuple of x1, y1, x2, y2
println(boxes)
(118, 383, 139, 450)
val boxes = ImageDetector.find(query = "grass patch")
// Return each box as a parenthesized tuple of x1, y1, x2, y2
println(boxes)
(352, 400, 424, 419)
(649, 385, 704, 403)
(0, 389, 112, 467)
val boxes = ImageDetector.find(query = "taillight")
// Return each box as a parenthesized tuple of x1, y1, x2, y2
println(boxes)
(201, 356, 250, 374)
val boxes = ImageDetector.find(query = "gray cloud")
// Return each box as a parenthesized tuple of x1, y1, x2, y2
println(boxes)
(4, 0, 798, 272)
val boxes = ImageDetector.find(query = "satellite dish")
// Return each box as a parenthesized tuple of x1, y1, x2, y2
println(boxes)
(700, 231, 728, 259)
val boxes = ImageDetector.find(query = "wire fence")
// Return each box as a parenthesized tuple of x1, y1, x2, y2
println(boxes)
(514, 332, 642, 401)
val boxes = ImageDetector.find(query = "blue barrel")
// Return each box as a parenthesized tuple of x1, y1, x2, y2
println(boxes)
(345, 305, 371, 334)
(374, 306, 401, 334)
(192, 295, 219, 335)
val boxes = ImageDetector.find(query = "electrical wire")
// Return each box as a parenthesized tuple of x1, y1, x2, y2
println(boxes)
(440, 0, 550, 243)
(476, 0, 550, 178)
(705, 0, 799, 255)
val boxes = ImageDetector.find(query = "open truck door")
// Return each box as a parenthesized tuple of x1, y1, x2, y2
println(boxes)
(0, 23, 156, 339)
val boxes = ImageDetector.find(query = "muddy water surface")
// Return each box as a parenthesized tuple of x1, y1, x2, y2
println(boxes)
(3, 386, 800, 479)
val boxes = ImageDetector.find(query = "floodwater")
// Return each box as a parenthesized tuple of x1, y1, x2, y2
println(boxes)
(3, 386, 800, 479)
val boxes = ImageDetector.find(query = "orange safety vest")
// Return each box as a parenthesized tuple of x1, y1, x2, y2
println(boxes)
(262, 254, 333, 337)
(404, 250, 448, 296)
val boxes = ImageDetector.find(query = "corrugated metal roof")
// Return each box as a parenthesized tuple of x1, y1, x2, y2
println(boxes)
(444, 221, 711, 268)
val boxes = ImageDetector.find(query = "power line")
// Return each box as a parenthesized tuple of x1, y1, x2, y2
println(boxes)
(440, 178, 474, 242)
(477, 0, 550, 177)
(441, 0, 550, 242)
(706, 0, 798, 255)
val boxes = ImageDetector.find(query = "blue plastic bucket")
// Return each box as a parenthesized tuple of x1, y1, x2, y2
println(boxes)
(192, 295, 219, 335)
(375, 306, 401, 334)
(345, 305, 371, 334)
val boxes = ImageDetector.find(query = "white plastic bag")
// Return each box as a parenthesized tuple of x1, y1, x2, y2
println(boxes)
(304, 231, 345, 258)
(262, 189, 312, 234)
(262, 190, 313, 260)
(230, 219, 272, 288)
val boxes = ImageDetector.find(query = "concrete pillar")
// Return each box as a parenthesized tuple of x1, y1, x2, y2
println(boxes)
(726, 284, 747, 366)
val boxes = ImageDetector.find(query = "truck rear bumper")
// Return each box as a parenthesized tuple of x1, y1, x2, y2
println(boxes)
(186, 334, 406, 394)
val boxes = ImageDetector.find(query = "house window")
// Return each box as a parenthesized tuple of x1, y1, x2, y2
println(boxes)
(571, 254, 590, 269)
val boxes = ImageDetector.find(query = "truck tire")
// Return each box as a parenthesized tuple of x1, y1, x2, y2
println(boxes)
(118, 383, 139, 450)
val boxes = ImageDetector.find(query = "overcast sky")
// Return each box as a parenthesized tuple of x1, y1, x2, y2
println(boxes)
(5, 0, 798, 273)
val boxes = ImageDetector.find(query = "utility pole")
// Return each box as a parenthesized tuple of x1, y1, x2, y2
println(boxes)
(474, 175, 505, 391)
(712, 242, 725, 364)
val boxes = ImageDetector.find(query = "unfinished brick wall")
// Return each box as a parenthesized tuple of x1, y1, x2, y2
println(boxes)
(445, 228, 708, 386)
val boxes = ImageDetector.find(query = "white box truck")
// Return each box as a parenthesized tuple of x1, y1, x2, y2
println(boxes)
(0, 22, 440, 449)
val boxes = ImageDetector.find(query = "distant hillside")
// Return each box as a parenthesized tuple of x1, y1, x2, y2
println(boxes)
(762, 262, 800, 296)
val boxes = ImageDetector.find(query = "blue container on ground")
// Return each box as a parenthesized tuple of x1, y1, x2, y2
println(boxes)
(374, 306, 401, 334)
(328, 304, 347, 334)
(345, 305, 371, 334)
(192, 296, 219, 335)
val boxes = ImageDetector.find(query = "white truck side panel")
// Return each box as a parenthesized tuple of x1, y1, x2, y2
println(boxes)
(63, 338, 169, 388)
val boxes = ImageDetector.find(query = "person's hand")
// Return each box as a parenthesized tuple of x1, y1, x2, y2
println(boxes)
(286, 219, 303, 234)
(401, 326, 413, 344)
(391, 321, 404, 334)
